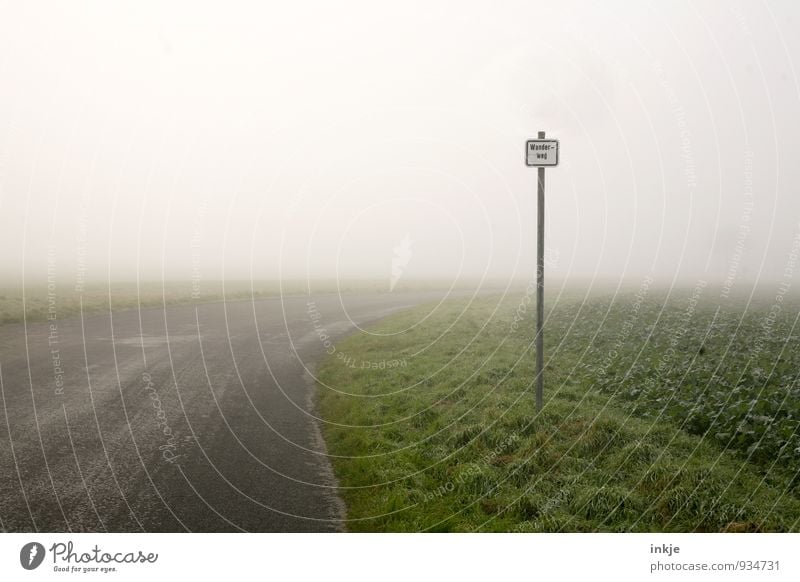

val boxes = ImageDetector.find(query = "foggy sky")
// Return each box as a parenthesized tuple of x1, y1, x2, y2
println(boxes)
(1, 1, 799, 289)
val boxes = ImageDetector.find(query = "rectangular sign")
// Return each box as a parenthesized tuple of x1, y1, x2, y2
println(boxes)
(526, 139, 559, 167)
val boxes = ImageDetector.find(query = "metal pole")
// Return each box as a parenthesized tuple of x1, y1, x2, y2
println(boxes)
(536, 130, 545, 411)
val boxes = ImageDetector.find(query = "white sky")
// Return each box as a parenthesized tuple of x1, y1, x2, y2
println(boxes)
(1, 0, 799, 288)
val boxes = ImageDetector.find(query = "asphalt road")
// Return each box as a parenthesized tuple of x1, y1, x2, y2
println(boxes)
(0, 291, 456, 532)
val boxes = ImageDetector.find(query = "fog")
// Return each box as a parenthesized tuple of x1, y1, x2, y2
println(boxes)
(1, 1, 799, 291)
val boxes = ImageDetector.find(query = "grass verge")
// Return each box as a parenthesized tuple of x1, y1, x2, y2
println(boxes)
(317, 292, 800, 532)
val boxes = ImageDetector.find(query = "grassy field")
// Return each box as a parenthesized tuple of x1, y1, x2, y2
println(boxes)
(317, 289, 800, 532)
(0, 278, 458, 326)
(0, 281, 300, 326)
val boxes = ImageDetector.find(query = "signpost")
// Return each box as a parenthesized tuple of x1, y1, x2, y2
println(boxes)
(526, 132, 558, 411)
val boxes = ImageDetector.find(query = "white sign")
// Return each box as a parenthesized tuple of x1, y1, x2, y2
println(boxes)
(526, 139, 559, 167)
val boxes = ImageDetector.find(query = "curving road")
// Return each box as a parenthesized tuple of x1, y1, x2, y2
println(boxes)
(0, 290, 457, 532)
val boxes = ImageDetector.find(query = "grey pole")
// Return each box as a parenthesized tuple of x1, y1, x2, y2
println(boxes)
(536, 130, 545, 411)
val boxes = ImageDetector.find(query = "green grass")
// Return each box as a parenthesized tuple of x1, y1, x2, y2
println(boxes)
(317, 290, 800, 532)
